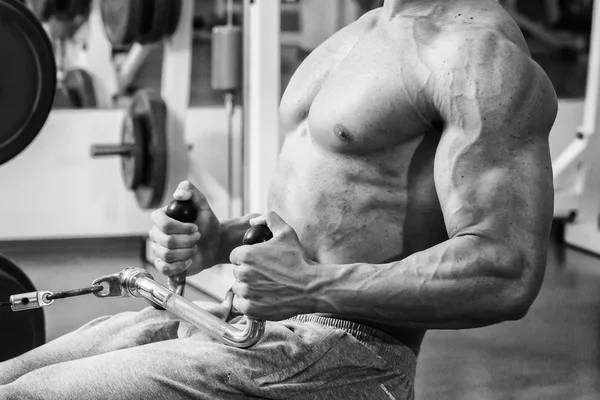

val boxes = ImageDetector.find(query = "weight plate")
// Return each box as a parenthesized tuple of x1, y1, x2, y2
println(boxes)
(129, 90, 167, 209)
(166, 0, 181, 36)
(25, 0, 54, 22)
(56, 0, 91, 21)
(76, 0, 92, 19)
(0, 0, 56, 166)
(0, 254, 45, 361)
(48, 18, 77, 39)
(100, 0, 145, 45)
(138, 0, 171, 44)
(121, 113, 145, 190)
(63, 68, 97, 108)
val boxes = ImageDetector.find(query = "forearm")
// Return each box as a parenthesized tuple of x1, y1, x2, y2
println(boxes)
(310, 235, 536, 330)
(215, 213, 261, 264)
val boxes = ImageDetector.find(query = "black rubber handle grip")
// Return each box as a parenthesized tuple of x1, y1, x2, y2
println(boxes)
(163, 200, 199, 297)
(242, 225, 273, 245)
(166, 200, 198, 223)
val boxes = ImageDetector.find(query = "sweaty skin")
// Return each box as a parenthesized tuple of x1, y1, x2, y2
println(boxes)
(258, 0, 557, 353)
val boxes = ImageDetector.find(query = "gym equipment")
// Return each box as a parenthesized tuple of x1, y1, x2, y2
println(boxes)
(168, 0, 281, 299)
(25, 0, 53, 22)
(47, 17, 79, 40)
(26, 0, 92, 22)
(165, 200, 198, 296)
(2, 283, 105, 312)
(100, 0, 181, 46)
(244, 0, 282, 214)
(0, 0, 56, 166)
(0, 255, 45, 362)
(138, 0, 171, 45)
(0, 0, 56, 359)
(99, 0, 142, 45)
(90, 89, 168, 209)
(50, 68, 99, 109)
(554, 0, 600, 254)
(60, 68, 98, 108)
(86, 0, 191, 214)
(212, 0, 243, 217)
(211, 10, 242, 93)
(558, 0, 593, 35)
(91, 224, 272, 348)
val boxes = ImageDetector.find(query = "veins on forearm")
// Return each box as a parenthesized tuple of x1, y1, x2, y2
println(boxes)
(315, 235, 524, 329)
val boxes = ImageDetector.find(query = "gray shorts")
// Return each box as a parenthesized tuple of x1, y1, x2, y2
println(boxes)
(0, 308, 416, 399)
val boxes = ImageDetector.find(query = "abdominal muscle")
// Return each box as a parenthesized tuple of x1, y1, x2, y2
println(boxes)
(268, 125, 440, 355)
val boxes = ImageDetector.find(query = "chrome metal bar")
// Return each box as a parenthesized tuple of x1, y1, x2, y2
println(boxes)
(93, 267, 265, 348)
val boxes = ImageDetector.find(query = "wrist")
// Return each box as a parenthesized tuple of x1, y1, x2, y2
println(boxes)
(216, 213, 261, 264)
(306, 263, 338, 314)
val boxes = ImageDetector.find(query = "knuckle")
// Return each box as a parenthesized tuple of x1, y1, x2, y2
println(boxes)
(152, 245, 180, 264)
(154, 259, 166, 273)
(155, 259, 184, 276)
(233, 282, 248, 297)
(151, 210, 169, 230)
(148, 227, 157, 242)
(164, 235, 178, 249)
(162, 219, 177, 232)
(162, 250, 178, 263)
(280, 225, 294, 237)
(230, 247, 249, 265)
(151, 243, 165, 259)
(238, 248, 253, 263)
(233, 264, 251, 282)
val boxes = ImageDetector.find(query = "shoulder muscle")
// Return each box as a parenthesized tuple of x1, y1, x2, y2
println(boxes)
(426, 29, 557, 139)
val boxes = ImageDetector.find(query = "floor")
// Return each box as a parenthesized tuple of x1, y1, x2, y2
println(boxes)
(1, 230, 599, 399)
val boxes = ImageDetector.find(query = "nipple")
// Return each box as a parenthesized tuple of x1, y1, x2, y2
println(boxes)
(333, 124, 354, 144)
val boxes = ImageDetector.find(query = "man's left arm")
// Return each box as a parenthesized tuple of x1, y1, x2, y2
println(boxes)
(230, 38, 558, 329)
(304, 42, 558, 329)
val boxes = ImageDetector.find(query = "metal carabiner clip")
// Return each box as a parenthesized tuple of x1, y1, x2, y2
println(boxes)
(9, 291, 54, 311)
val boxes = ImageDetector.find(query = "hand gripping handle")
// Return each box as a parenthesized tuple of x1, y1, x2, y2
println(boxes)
(164, 199, 198, 295)
(149, 199, 273, 347)
(92, 218, 273, 348)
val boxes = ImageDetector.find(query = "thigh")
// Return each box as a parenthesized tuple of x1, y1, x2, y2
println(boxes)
(1, 317, 413, 400)
(244, 321, 414, 400)
(0, 336, 253, 400)
(0, 307, 183, 386)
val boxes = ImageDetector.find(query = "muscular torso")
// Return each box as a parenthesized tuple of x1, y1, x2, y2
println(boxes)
(269, 0, 528, 353)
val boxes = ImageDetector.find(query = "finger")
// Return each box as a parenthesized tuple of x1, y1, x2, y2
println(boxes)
(231, 280, 250, 299)
(148, 227, 201, 250)
(232, 263, 255, 283)
(249, 211, 295, 238)
(154, 258, 193, 277)
(229, 245, 254, 266)
(231, 292, 251, 317)
(151, 208, 198, 235)
(152, 242, 197, 264)
(221, 290, 234, 313)
(172, 180, 212, 212)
